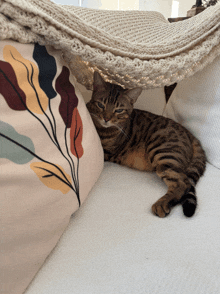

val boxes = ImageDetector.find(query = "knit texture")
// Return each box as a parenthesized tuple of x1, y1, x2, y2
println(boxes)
(1, 0, 220, 89)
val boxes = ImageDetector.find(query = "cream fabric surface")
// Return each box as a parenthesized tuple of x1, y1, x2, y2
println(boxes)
(0, 0, 220, 89)
(0, 39, 103, 294)
(164, 54, 220, 169)
(25, 162, 220, 294)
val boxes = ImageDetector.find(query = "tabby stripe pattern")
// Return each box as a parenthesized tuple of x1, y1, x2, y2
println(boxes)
(87, 73, 206, 217)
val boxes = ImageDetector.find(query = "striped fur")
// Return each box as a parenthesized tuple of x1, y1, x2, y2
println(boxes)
(87, 72, 206, 217)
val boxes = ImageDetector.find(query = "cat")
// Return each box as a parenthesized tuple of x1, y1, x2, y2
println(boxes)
(87, 71, 206, 218)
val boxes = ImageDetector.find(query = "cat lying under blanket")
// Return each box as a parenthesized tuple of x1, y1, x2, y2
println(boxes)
(87, 72, 206, 218)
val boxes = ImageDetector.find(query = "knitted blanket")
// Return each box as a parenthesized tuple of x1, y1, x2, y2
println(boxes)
(1, 0, 220, 89)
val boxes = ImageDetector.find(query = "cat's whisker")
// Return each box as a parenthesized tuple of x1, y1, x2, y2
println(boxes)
(112, 123, 130, 140)
(90, 113, 105, 126)
(90, 113, 100, 120)
(90, 113, 126, 135)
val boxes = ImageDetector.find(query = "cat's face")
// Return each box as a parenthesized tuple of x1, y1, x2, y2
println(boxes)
(87, 72, 142, 129)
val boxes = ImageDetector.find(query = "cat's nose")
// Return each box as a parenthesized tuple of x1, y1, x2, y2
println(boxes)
(104, 117, 110, 122)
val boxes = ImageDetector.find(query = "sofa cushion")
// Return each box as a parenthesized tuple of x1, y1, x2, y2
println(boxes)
(24, 162, 220, 294)
(0, 39, 103, 294)
(163, 55, 220, 169)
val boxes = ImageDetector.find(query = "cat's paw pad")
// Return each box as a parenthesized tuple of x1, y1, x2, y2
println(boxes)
(152, 199, 171, 218)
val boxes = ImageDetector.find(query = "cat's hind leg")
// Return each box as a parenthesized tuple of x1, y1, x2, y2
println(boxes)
(152, 163, 192, 217)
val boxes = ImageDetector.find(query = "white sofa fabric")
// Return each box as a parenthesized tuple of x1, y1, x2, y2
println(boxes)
(164, 55, 220, 170)
(25, 161, 220, 294)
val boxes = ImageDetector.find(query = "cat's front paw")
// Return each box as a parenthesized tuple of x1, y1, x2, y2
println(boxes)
(152, 198, 171, 218)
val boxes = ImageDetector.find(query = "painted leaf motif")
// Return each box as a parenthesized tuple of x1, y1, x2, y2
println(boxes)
(30, 162, 72, 194)
(55, 66, 78, 128)
(33, 44, 57, 99)
(70, 108, 83, 158)
(0, 121, 35, 164)
(3, 45, 48, 114)
(0, 60, 26, 110)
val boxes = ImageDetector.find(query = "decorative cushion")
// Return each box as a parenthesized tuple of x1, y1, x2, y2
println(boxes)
(0, 40, 104, 294)
(163, 55, 220, 169)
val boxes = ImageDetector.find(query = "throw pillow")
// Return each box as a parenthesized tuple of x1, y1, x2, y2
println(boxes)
(163, 55, 220, 169)
(0, 40, 104, 294)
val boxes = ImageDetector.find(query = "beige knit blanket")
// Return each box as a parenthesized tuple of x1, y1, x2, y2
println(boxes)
(1, 0, 220, 89)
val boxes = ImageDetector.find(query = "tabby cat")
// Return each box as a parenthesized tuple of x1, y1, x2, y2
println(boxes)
(87, 71, 206, 218)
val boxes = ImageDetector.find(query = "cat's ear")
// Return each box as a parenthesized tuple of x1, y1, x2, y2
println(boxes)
(93, 71, 106, 91)
(125, 88, 142, 104)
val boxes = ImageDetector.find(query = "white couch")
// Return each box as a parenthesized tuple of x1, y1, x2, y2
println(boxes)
(25, 57, 220, 294)
(25, 160, 220, 294)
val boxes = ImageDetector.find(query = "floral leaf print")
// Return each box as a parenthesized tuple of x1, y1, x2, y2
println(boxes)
(0, 60, 26, 110)
(55, 66, 78, 128)
(70, 108, 83, 159)
(3, 45, 48, 114)
(33, 44, 57, 99)
(0, 121, 35, 164)
(30, 162, 72, 194)
(1, 128, 79, 201)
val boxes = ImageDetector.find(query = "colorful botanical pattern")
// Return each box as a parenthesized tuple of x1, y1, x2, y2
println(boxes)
(0, 44, 83, 206)
(0, 121, 35, 164)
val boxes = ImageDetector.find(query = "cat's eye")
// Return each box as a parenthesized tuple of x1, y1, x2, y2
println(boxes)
(97, 102, 105, 110)
(115, 109, 124, 114)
